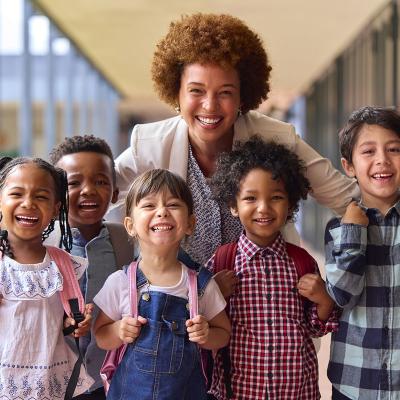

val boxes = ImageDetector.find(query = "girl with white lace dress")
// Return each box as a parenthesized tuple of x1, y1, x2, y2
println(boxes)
(0, 157, 93, 399)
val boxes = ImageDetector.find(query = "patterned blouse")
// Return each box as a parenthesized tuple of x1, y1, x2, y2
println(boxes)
(182, 145, 242, 265)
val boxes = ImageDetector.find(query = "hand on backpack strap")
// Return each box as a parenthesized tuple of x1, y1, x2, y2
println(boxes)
(118, 315, 147, 344)
(213, 269, 238, 298)
(64, 303, 94, 337)
(297, 274, 334, 321)
(186, 315, 209, 345)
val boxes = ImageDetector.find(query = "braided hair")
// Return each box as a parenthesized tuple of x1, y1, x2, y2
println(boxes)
(0, 157, 72, 257)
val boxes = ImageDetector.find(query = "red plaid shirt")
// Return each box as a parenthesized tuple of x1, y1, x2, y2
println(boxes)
(206, 233, 339, 400)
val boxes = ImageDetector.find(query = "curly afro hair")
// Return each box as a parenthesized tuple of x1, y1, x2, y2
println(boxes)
(49, 134, 116, 184)
(210, 136, 311, 221)
(151, 13, 271, 114)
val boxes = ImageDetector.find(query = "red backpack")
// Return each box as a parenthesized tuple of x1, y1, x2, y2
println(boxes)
(207, 241, 317, 398)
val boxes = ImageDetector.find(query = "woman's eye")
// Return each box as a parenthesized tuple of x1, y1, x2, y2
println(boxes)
(388, 147, 400, 153)
(243, 196, 256, 201)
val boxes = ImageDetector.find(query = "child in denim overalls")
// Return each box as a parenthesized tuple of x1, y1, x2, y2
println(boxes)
(94, 169, 231, 399)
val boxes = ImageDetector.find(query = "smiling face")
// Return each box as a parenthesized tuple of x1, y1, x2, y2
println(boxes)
(231, 168, 290, 247)
(0, 163, 59, 248)
(342, 124, 400, 215)
(56, 152, 118, 235)
(178, 63, 241, 149)
(124, 189, 195, 253)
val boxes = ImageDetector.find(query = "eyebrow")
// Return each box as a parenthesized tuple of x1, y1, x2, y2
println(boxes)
(187, 81, 238, 88)
(358, 140, 400, 146)
(7, 186, 52, 193)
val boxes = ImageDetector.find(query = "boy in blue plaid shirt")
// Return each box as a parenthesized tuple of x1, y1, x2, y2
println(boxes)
(325, 106, 400, 400)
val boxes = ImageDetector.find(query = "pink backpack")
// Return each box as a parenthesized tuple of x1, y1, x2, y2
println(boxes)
(100, 261, 199, 394)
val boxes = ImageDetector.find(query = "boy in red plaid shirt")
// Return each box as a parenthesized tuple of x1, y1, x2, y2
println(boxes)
(207, 137, 339, 400)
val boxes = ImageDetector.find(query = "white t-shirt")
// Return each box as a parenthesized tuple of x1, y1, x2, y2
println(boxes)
(94, 263, 226, 322)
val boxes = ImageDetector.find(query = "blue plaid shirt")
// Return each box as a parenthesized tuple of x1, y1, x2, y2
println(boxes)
(325, 201, 400, 400)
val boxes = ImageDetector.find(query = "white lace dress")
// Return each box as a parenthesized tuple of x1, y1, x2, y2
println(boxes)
(0, 251, 93, 399)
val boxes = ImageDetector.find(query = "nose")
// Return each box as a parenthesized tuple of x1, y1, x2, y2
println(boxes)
(257, 200, 270, 213)
(81, 181, 96, 195)
(21, 196, 35, 208)
(202, 93, 218, 112)
(376, 149, 390, 165)
(156, 205, 169, 218)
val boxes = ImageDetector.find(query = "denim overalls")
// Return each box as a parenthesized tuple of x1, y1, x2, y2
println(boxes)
(107, 266, 212, 400)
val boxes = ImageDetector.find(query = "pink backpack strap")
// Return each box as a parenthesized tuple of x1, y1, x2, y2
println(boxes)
(127, 261, 138, 318)
(187, 269, 198, 319)
(46, 246, 85, 316)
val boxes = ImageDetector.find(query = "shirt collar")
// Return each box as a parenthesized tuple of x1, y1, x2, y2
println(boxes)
(237, 231, 287, 261)
(71, 223, 108, 246)
(357, 197, 400, 217)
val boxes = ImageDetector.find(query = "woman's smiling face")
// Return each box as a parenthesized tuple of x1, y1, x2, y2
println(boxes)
(178, 63, 241, 148)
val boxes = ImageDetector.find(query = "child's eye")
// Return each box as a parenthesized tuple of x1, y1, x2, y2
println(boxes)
(36, 195, 49, 200)
(388, 147, 400, 153)
(243, 196, 256, 201)
(167, 203, 181, 208)
(68, 180, 80, 186)
(271, 195, 285, 201)
(9, 192, 21, 197)
(141, 203, 154, 209)
(96, 179, 109, 186)
(361, 149, 374, 155)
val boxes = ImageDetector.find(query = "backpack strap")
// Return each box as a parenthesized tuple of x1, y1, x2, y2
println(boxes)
(45, 246, 86, 400)
(187, 269, 198, 318)
(46, 246, 85, 317)
(285, 242, 316, 277)
(105, 222, 137, 268)
(213, 242, 238, 274)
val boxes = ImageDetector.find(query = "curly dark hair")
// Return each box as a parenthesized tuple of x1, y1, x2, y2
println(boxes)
(210, 137, 311, 221)
(339, 106, 400, 162)
(49, 134, 116, 184)
(0, 157, 72, 256)
(151, 13, 271, 114)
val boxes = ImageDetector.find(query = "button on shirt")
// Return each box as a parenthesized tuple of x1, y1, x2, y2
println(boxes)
(325, 202, 400, 400)
(207, 233, 338, 400)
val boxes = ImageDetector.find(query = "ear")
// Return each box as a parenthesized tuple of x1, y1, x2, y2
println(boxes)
(111, 187, 119, 204)
(230, 205, 239, 218)
(341, 157, 356, 178)
(185, 214, 196, 236)
(124, 216, 136, 238)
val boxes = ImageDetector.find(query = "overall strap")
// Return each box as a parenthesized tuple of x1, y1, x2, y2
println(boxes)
(285, 242, 316, 277)
(46, 246, 85, 316)
(128, 261, 198, 318)
(213, 242, 238, 274)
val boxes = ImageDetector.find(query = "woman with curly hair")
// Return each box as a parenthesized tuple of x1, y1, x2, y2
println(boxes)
(207, 136, 338, 399)
(109, 13, 358, 266)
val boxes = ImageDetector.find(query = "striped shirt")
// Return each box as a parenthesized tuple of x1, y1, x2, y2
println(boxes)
(207, 232, 338, 400)
(325, 202, 400, 400)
